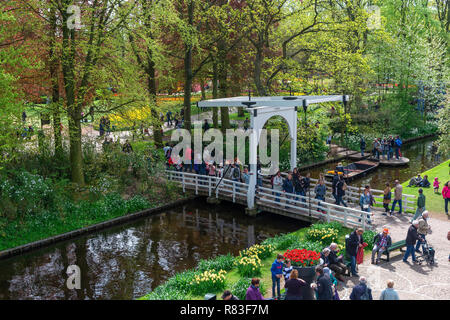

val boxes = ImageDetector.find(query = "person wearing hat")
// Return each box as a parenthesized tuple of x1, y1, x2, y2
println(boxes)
(371, 228, 392, 265)
(222, 290, 239, 300)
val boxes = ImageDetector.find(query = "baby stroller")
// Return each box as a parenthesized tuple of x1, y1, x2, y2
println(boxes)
(417, 239, 435, 265)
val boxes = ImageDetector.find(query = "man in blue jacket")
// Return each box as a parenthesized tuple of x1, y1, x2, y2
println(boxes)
(271, 254, 284, 299)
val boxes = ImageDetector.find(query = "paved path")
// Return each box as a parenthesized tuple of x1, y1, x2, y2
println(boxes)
(337, 211, 450, 300)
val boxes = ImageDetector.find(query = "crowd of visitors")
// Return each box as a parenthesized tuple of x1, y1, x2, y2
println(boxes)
(360, 136, 403, 160)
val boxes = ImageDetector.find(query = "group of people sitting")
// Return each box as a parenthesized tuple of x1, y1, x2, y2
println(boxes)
(407, 174, 431, 188)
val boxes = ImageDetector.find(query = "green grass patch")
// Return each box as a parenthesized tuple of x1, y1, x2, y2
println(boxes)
(401, 159, 450, 215)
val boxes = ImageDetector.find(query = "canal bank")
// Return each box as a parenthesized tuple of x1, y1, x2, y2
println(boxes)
(0, 199, 305, 299)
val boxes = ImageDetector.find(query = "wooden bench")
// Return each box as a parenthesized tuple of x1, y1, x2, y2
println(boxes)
(381, 240, 406, 261)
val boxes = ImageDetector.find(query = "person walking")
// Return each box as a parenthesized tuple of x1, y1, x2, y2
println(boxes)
(284, 269, 307, 300)
(371, 228, 392, 265)
(415, 211, 431, 254)
(350, 277, 373, 300)
(246, 278, 264, 300)
(403, 220, 421, 263)
(442, 181, 450, 216)
(379, 280, 399, 300)
(312, 266, 333, 300)
(270, 254, 284, 299)
(347, 228, 364, 276)
(390, 180, 403, 215)
(335, 175, 347, 207)
(359, 186, 373, 225)
(383, 182, 392, 215)
(302, 173, 311, 204)
(331, 170, 339, 203)
(412, 188, 426, 221)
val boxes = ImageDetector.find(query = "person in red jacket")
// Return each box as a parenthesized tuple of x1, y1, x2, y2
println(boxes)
(442, 181, 450, 216)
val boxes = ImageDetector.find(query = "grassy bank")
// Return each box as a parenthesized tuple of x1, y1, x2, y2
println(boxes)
(401, 159, 450, 214)
(139, 222, 378, 300)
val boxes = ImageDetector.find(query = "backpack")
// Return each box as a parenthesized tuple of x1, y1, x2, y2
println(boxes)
(360, 287, 370, 300)
(232, 167, 240, 179)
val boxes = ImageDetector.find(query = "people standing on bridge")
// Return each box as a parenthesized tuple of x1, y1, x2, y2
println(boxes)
(348, 228, 364, 277)
(282, 173, 294, 208)
(390, 180, 403, 215)
(314, 179, 327, 214)
(382, 138, 390, 159)
(360, 137, 366, 156)
(293, 172, 304, 202)
(242, 167, 251, 184)
(231, 163, 241, 183)
(302, 173, 311, 204)
(373, 139, 381, 160)
(331, 170, 339, 202)
(371, 228, 392, 265)
(383, 182, 392, 215)
(403, 220, 421, 263)
(272, 171, 284, 203)
(442, 181, 450, 216)
(388, 136, 395, 160)
(415, 211, 431, 254)
(335, 175, 348, 207)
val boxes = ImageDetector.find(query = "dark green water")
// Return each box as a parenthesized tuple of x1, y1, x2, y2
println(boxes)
(0, 199, 304, 300)
(303, 138, 444, 190)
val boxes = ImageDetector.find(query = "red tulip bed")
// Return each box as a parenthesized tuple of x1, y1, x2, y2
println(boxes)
(283, 249, 321, 267)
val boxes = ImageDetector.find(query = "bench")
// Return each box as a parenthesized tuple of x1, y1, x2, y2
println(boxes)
(381, 240, 406, 261)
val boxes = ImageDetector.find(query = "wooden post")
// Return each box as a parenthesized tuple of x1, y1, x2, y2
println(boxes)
(344, 208, 348, 228)
(195, 174, 198, 194)
(208, 176, 212, 196)
(182, 172, 185, 193)
(232, 181, 236, 202)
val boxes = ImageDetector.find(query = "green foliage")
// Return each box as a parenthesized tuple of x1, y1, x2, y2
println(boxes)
(363, 230, 378, 252)
(197, 253, 235, 272)
(188, 270, 227, 296)
(234, 254, 262, 278)
(287, 240, 323, 253)
(261, 233, 299, 250)
(141, 283, 190, 300)
(165, 269, 200, 294)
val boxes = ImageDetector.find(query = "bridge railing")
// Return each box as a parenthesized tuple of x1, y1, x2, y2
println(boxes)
(262, 174, 416, 212)
(255, 185, 374, 230)
(166, 170, 249, 203)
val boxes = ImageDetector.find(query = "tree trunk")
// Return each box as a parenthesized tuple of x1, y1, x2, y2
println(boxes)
(212, 62, 219, 128)
(254, 44, 266, 96)
(218, 41, 230, 132)
(183, 0, 194, 134)
(147, 50, 162, 148)
(49, 6, 62, 158)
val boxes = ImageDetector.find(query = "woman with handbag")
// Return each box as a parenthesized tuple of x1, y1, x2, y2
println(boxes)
(383, 182, 392, 216)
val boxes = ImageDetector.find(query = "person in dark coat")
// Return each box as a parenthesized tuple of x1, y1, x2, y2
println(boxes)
(350, 277, 373, 300)
(335, 175, 347, 207)
(331, 171, 339, 202)
(282, 173, 294, 208)
(313, 266, 333, 300)
(403, 220, 421, 263)
(301, 172, 311, 204)
(222, 290, 239, 300)
(360, 137, 366, 156)
(284, 269, 307, 300)
(347, 228, 364, 276)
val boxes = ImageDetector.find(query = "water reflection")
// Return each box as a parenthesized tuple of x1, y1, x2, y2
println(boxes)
(0, 200, 303, 300)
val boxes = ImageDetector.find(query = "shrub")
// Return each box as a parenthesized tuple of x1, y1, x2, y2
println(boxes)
(189, 270, 227, 296)
(287, 240, 323, 253)
(165, 270, 200, 294)
(231, 277, 267, 300)
(240, 244, 274, 260)
(234, 254, 262, 277)
(261, 233, 299, 250)
(306, 226, 339, 246)
(363, 230, 377, 251)
(141, 283, 190, 300)
(197, 254, 235, 272)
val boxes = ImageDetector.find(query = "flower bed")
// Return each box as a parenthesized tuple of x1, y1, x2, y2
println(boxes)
(234, 254, 263, 277)
(189, 270, 227, 296)
(240, 243, 274, 260)
(306, 226, 339, 245)
(283, 249, 321, 267)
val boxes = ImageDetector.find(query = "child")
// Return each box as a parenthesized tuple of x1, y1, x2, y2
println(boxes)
(434, 177, 440, 193)
(282, 259, 293, 282)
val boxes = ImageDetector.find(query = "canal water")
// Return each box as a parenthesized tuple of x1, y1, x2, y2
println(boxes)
(303, 138, 444, 190)
(0, 199, 304, 300)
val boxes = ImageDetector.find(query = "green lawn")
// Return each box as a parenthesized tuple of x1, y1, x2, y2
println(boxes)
(401, 159, 450, 215)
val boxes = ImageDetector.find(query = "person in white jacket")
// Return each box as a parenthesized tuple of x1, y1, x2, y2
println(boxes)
(272, 171, 284, 203)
